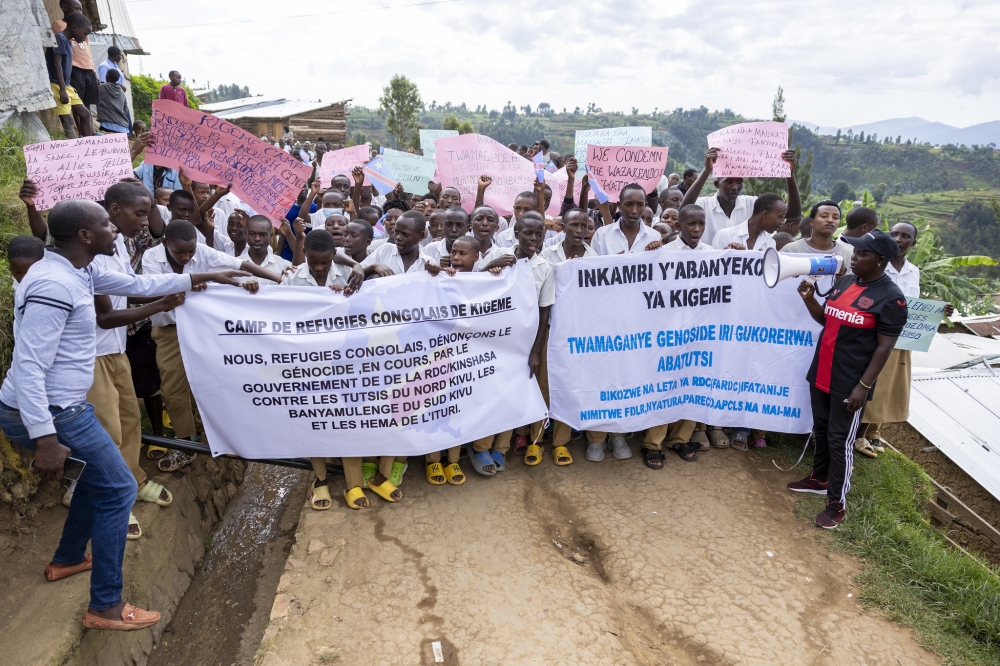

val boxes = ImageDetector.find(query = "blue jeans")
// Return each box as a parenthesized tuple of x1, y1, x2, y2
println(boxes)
(0, 401, 137, 610)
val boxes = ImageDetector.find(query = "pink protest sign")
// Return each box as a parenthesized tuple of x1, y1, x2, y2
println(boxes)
(145, 100, 312, 223)
(319, 145, 371, 188)
(23, 133, 133, 210)
(543, 166, 584, 217)
(584, 145, 668, 203)
(434, 134, 535, 216)
(706, 121, 790, 178)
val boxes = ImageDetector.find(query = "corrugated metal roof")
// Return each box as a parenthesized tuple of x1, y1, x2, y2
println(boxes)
(214, 100, 337, 120)
(201, 96, 287, 113)
(908, 370, 1000, 503)
(911, 333, 1000, 371)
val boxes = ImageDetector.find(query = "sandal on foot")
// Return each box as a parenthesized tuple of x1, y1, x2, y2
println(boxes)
(343, 486, 369, 509)
(425, 462, 446, 485)
(158, 450, 194, 473)
(361, 462, 378, 488)
(83, 603, 160, 631)
(870, 438, 885, 453)
(490, 449, 506, 472)
(127, 513, 142, 540)
(389, 461, 407, 487)
(854, 437, 878, 459)
(670, 442, 698, 462)
(513, 435, 529, 456)
(368, 477, 401, 502)
(161, 409, 172, 430)
(524, 444, 543, 466)
(309, 483, 333, 510)
(690, 429, 710, 451)
(709, 428, 730, 449)
(469, 449, 496, 475)
(730, 430, 749, 452)
(146, 445, 168, 461)
(752, 437, 768, 449)
(553, 445, 573, 466)
(643, 449, 666, 470)
(136, 481, 172, 507)
(45, 554, 92, 581)
(444, 463, 465, 485)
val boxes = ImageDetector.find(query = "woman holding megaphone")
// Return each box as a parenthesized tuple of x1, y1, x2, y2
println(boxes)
(786, 229, 908, 529)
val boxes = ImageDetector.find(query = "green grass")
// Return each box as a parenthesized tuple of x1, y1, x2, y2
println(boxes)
(760, 435, 1000, 665)
(880, 189, 1000, 225)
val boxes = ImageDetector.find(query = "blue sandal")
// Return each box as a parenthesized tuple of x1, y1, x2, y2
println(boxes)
(468, 447, 496, 475)
(490, 449, 506, 472)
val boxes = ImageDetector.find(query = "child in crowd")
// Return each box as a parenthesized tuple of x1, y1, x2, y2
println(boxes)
(360, 211, 434, 277)
(641, 207, 655, 226)
(494, 191, 542, 248)
(470, 205, 504, 266)
(342, 219, 374, 264)
(227, 211, 248, 257)
(7, 235, 45, 287)
(165, 187, 233, 254)
(241, 216, 291, 286)
(427, 209, 446, 243)
(423, 206, 470, 266)
(46, 12, 93, 138)
(772, 231, 795, 251)
(153, 187, 172, 207)
(781, 200, 853, 275)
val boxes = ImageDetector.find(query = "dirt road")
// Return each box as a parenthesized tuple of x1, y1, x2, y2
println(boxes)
(257, 438, 938, 665)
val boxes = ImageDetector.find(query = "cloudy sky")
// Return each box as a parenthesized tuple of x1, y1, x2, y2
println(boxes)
(126, 0, 1000, 128)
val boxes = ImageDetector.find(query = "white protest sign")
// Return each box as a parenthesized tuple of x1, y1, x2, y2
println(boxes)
(895, 297, 945, 352)
(24, 133, 133, 210)
(547, 250, 822, 434)
(574, 127, 652, 167)
(176, 264, 548, 458)
(706, 121, 790, 178)
(419, 129, 458, 158)
(381, 148, 437, 193)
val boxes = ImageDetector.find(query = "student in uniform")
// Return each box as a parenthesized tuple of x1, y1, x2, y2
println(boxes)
(359, 211, 435, 278)
(711, 193, 786, 252)
(470, 205, 504, 267)
(423, 206, 470, 267)
(241, 216, 291, 285)
(427, 208, 447, 243)
(166, 188, 233, 254)
(226, 211, 248, 257)
(342, 219, 375, 264)
(495, 192, 542, 248)
(788, 230, 907, 529)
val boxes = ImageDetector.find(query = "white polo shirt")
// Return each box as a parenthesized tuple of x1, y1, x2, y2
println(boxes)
(498, 247, 554, 307)
(92, 234, 132, 356)
(540, 240, 597, 265)
(695, 193, 758, 244)
(361, 242, 432, 275)
(711, 220, 776, 252)
(281, 261, 351, 288)
(885, 258, 920, 297)
(238, 246, 291, 287)
(422, 239, 449, 265)
(591, 221, 661, 255)
(665, 237, 713, 251)
(141, 243, 243, 326)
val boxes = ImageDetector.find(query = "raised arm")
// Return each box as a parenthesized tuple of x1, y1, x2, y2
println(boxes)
(130, 132, 153, 163)
(200, 183, 231, 217)
(560, 158, 578, 217)
(782, 149, 802, 221)
(533, 179, 546, 216)
(475, 175, 492, 208)
(578, 172, 590, 209)
(300, 180, 320, 226)
(18, 180, 48, 240)
(351, 166, 364, 215)
(681, 147, 718, 208)
(291, 218, 306, 266)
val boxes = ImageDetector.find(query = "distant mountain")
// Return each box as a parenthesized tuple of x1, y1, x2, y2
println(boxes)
(790, 117, 1000, 147)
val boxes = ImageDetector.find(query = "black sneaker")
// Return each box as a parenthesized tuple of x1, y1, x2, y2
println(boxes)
(787, 474, 828, 494)
(815, 501, 845, 529)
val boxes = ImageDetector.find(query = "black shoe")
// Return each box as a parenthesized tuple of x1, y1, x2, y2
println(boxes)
(815, 501, 845, 529)
(787, 474, 828, 494)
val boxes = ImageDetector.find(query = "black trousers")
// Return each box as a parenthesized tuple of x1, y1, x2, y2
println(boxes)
(810, 386, 866, 507)
(70, 66, 100, 106)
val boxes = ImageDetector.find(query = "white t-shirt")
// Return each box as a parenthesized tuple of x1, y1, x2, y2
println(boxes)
(695, 193, 758, 244)
(665, 237, 713, 251)
(422, 239, 449, 265)
(142, 243, 243, 326)
(91, 234, 132, 356)
(281, 261, 351, 288)
(711, 220, 776, 252)
(591, 221, 661, 255)
(498, 247, 554, 307)
(238, 246, 291, 287)
(361, 242, 432, 275)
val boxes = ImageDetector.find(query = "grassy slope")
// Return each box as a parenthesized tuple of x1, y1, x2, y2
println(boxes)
(880, 190, 1000, 225)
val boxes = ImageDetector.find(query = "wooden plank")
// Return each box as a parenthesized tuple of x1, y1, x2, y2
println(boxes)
(925, 500, 955, 527)
(929, 478, 1000, 549)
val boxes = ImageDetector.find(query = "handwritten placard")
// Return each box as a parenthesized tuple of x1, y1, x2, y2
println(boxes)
(318, 144, 371, 189)
(706, 121, 790, 178)
(419, 129, 458, 159)
(23, 134, 133, 210)
(584, 145, 668, 203)
(574, 127, 651, 167)
(381, 148, 437, 192)
(434, 134, 535, 216)
(543, 166, 584, 217)
(145, 100, 311, 224)
(896, 297, 946, 352)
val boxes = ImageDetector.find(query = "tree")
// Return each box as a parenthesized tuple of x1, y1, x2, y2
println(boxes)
(744, 87, 812, 203)
(908, 222, 998, 314)
(378, 75, 423, 149)
(203, 83, 251, 103)
(537, 102, 552, 116)
(830, 180, 853, 202)
(441, 114, 459, 131)
(771, 85, 786, 123)
(872, 183, 888, 203)
(945, 198, 1000, 278)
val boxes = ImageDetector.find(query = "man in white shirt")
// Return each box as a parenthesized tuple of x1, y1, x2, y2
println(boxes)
(681, 147, 801, 243)
(711, 193, 786, 252)
(360, 212, 434, 277)
(591, 184, 662, 256)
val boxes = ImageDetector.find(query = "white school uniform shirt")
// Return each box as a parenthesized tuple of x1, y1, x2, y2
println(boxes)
(591, 221, 661, 255)
(541, 241, 597, 265)
(711, 220, 776, 252)
(543, 231, 565, 249)
(238, 246, 291, 287)
(159, 205, 236, 255)
(213, 192, 257, 219)
(367, 237, 389, 255)
(494, 226, 517, 248)
(281, 261, 352, 288)
(695, 193, 758, 245)
(91, 234, 133, 356)
(361, 241, 432, 275)
(665, 237, 713, 251)
(142, 243, 243, 326)
(884, 258, 920, 297)
(474, 243, 505, 271)
(497, 247, 555, 307)
(422, 239, 448, 265)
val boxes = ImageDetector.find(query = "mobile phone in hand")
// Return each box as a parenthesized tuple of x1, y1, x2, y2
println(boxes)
(30, 455, 86, 481)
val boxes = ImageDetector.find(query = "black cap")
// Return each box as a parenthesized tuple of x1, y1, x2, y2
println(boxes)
(840, 229, 898, 260)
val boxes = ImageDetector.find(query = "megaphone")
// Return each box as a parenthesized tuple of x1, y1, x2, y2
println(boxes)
(762, 247, 843, 288)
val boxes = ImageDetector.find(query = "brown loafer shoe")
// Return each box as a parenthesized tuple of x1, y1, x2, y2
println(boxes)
(83, 603, 161, 631)
(44, 554, 92, 581)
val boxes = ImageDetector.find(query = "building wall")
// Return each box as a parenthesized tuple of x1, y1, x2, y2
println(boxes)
(226, 104, 347, 147)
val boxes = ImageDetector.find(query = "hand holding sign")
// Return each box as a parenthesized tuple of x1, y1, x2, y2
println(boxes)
(23, 134, 134, 209)
(706, 121, 791, 178)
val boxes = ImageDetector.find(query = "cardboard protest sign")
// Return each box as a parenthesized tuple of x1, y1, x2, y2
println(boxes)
(584, 145, 668, 203)
(23, 133, 133, 210)
(319, 144, 371, 189)
(706, 121, 790, 178)
(896, 298, 946, 352)
(574, 127, 651, 167)
(543, 166, 584, 217)
(381, 148, 437, 192)
(145, 100, 311, 223)
(419, 129, 458, 158)
(434, 134, 535, 216)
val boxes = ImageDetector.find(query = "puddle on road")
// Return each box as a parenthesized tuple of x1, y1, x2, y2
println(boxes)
(148, 463, 303, 666)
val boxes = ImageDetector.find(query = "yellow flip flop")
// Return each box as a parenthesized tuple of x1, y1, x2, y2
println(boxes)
(146, 445, 168, 460)
(343, 486, 369, 509)
(310, 483, 333, 510)
(425, 462, 446, 485)
(524, 444, 543, 466)
(162, 409, 172, 430)
(553, 445, 573, 466)
(368, 478, 401, 502)
(444, 462, 465, 485)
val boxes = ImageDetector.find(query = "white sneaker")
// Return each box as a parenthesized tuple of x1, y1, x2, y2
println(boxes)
(586, 441, 606, 462)
(62, 479, 77, 508)
(610, 434, 632, 460)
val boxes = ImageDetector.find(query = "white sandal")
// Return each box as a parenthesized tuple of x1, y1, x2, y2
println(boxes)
(136, 481, 172, 506)
(127, 512, 142, 540)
